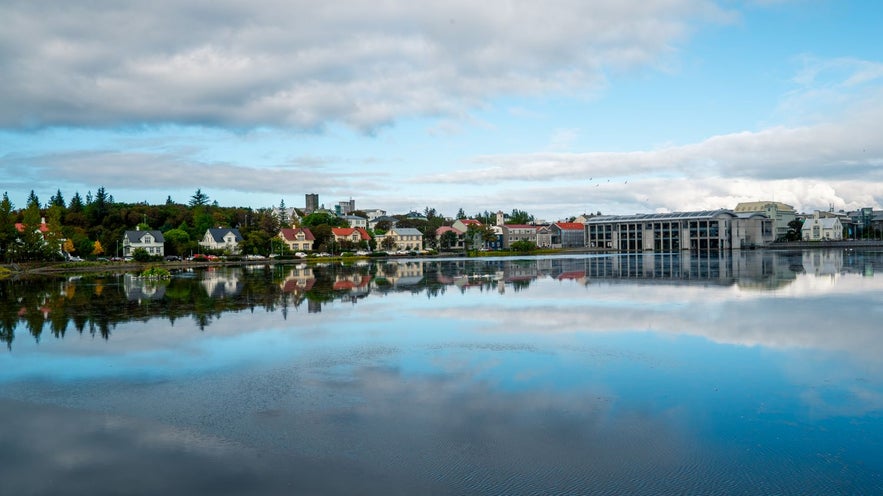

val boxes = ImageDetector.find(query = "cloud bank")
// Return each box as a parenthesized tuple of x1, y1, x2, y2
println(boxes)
(1, 0, 726, 130)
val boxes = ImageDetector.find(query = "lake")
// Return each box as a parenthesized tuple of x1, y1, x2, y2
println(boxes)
(1, 249, 882, 495)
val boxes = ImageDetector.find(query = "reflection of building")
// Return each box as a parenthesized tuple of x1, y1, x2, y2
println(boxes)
(123, 274, 167, 301)
(382, 261, 425, 286)
(802, 250, 842, 276)
(333, 274, 371, 296)
(584, 210, 774, 252)
(201, 269, 243, 298)
(280, 265, 316, 293)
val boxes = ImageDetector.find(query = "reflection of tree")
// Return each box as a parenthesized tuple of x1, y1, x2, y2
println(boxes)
(3, 250, 862, 350)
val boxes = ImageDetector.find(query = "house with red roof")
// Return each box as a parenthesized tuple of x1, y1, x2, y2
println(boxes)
(279, 227, 315, 252)
(331, 227, 371, 246)
(435, 225, 465, 250)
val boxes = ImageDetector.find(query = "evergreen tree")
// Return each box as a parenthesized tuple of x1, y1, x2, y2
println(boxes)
(26, 190, 40, 211)
(68, 192, 84, 213)
(17, 197, 46, 261)
(50, 189, 66, 208)
(278, 199, 289, 227)
(0, 193, 15, 261)
(189, 189, 210, 207)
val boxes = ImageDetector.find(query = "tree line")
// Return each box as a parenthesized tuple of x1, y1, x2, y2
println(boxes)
(0, 187, 536, 262)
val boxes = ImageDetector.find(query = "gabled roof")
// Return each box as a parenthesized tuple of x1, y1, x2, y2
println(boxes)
(459, 219, 482, 226)
(15, 222, 49, 234)
(279, 228, 315, 241)
(436, 226, 460, 235)
(124, 230, 165, 243)
(205, 228, 242, 243)
(332, 227, 370, 240)
(554, 222, 584, 231)
(804, 217, 842, 229)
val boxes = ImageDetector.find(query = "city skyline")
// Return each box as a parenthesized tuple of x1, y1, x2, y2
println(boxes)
(1, 1, 881, 220)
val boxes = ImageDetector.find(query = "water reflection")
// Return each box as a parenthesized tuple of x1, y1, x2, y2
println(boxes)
(2, 249, 882, 350)
(2, 249, 883, 494)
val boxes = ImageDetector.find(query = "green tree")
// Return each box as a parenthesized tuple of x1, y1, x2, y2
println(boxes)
(439, 230, 458, 251)
(49, 189, 66, 208)
(785, 219, 804, 241)
(26, 190, 40, 210)
(380, 235, 397, 251)
(17, 198, 47, 261)
(189, 189, 210, 208)
(278, 199, 289, 227)
(508, 209, 534, 225)
(310, 224, 333, 252)
(510, 239, 537, 253)
(466, 223, 496, 251)
(301, 212, 346, 228)
(373, 219, 393, 233)
(131, 247, 151, 262)
(0, 193, 16, 261)
(163, 228, 191, 256)
(456, 208, 467, 219)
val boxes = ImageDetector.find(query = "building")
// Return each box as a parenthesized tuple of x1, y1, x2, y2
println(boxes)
(436, 226, 465, 250)
(734, 201, 797, 240)
(331, 227, 371, 247)
(122, 228, 165, 257)
(361, 209, 387, 221)
(368, 215, 399, 231)
(340, 215, 367, 229)
(500, 224, 537, 249)
(536, 225, 552, 248)
(584, 210, 774, 252)
(551, 222, 586, 248)
(279, 228, 315, 252)
(802, 211, 844, 241)
(382, 227, 424, 251)
(335, 198, 356, 215)
(199, 228, 243, 254)
(305, 193, 319, 213)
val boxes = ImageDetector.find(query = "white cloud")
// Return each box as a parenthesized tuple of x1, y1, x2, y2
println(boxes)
(0, 0, 728, 131)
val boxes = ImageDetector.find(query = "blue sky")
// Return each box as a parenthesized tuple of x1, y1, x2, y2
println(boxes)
(1, 0, 881, 221)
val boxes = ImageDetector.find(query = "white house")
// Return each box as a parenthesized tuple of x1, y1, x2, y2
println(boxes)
(122, 228, 165, 257)
(199, 228, 243, 254)
(802, 212, 843, 241)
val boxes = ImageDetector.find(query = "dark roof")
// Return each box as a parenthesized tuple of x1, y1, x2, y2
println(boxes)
(280, 228, 315, 241)
(205, 228, 243, 243)
(124, 230, 165, 243)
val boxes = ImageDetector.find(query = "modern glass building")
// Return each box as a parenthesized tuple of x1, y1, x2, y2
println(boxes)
(584, 210, 773, 252)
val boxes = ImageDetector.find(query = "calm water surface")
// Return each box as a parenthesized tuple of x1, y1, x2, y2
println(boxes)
(1, 250, 882, 495)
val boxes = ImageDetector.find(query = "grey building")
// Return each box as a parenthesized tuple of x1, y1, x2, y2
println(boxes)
(584, 210, 773, 252)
